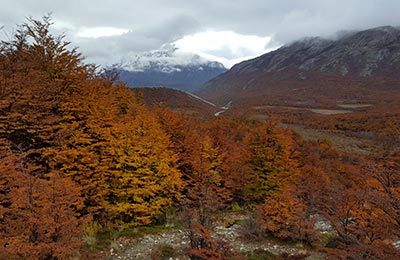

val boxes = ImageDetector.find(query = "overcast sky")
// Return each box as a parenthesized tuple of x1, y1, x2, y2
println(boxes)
(1, 0, 399, 67)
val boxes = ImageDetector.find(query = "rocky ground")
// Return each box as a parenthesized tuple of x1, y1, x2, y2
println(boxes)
(103, 213, 326, 260)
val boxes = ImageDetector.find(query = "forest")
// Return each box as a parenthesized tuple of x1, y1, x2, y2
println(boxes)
(0, 17, 399, 260)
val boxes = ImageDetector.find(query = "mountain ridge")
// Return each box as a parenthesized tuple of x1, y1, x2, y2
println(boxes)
(226, 25, 400, 77)
(198, 25, 400, 106)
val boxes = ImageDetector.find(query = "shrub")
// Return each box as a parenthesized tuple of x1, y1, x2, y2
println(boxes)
(150, 244, 177, 260)
(238, 218, 266, 241)
(232, 203, 244, 212)
(280, 252, 310, 260)
(82, 221, 103, 248)
(248, 249, 280, 260)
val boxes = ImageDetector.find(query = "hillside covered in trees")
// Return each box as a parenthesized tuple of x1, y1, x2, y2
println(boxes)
(0, 17, 399, 260)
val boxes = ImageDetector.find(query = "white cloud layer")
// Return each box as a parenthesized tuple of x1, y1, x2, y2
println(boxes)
(0, 0, 399, 67)
(174, 31, 277, 68)
(76, 27, 130, 38)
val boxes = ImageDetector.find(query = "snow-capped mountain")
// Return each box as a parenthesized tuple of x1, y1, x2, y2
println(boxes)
(113, 44, 226, 92)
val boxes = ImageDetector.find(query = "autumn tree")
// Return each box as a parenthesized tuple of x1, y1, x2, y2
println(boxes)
(0, 146, 85, 260)
(45, 79, 132, 220)
(323, 159, 400, 259)
(245, 120, 298, 203)
(106, 102, 183, 227)
(260, 184, 311, 242)
(46, 77, 185, 228)
(182, 133, 226, 226)
(263, 138, 400, 258)
(0, 16, 91, 259)
(200, 118, 251, 206)
(188, 223, 244, 260)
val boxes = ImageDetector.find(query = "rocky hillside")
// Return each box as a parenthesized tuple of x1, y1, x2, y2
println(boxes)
(199, 26, 400, 106)
(233, 26, 400, 77)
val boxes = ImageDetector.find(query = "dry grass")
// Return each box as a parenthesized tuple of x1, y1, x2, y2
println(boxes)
(282, 124, 380, 155)
(253, 105, 353, 115)
(309, 108, 352, 115)
(337, 104, 372, 109)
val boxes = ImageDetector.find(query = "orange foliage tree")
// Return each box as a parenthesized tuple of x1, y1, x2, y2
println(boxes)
(183, 132, 226, 226)
(0, 150, 84, 260)
(0, 16, 89, 259)
(261, 138, 400, 258)
(188, 223, 244, 260)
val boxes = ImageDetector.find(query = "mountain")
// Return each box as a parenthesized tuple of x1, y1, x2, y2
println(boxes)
(114, 45, 226, 92)
(198, 26, 400, 107)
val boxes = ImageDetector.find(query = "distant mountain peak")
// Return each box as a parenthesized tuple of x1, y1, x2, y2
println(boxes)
(116, 44, 225, 73)
(113, 44, 227, 92)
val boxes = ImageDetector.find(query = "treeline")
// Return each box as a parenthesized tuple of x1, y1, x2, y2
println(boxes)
(0, 17, 399, 260)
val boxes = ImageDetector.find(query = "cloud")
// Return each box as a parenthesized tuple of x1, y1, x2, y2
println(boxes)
(71, 14, 202, 65)
(1, 0, 400, 67)
(76, 27, 130, 38)
(174, 31, 277, 67)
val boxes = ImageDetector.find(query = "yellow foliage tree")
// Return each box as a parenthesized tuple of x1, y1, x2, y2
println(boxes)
(106, 105, 183, 226)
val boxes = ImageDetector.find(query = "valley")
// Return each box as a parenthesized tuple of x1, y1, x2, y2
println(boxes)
(114, 26, 400, 259)
(194, 26, 400, 160)
(1, 15, 400, 260)
(214, 100, 397, 155)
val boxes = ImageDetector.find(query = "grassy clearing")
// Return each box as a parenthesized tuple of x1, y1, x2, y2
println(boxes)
(253, 105, 353, 115)
(82, 224, 178, 255)
(309, 108, 352, 115)
(337, 104, 372, 109)
(281, 124, 380, 155)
